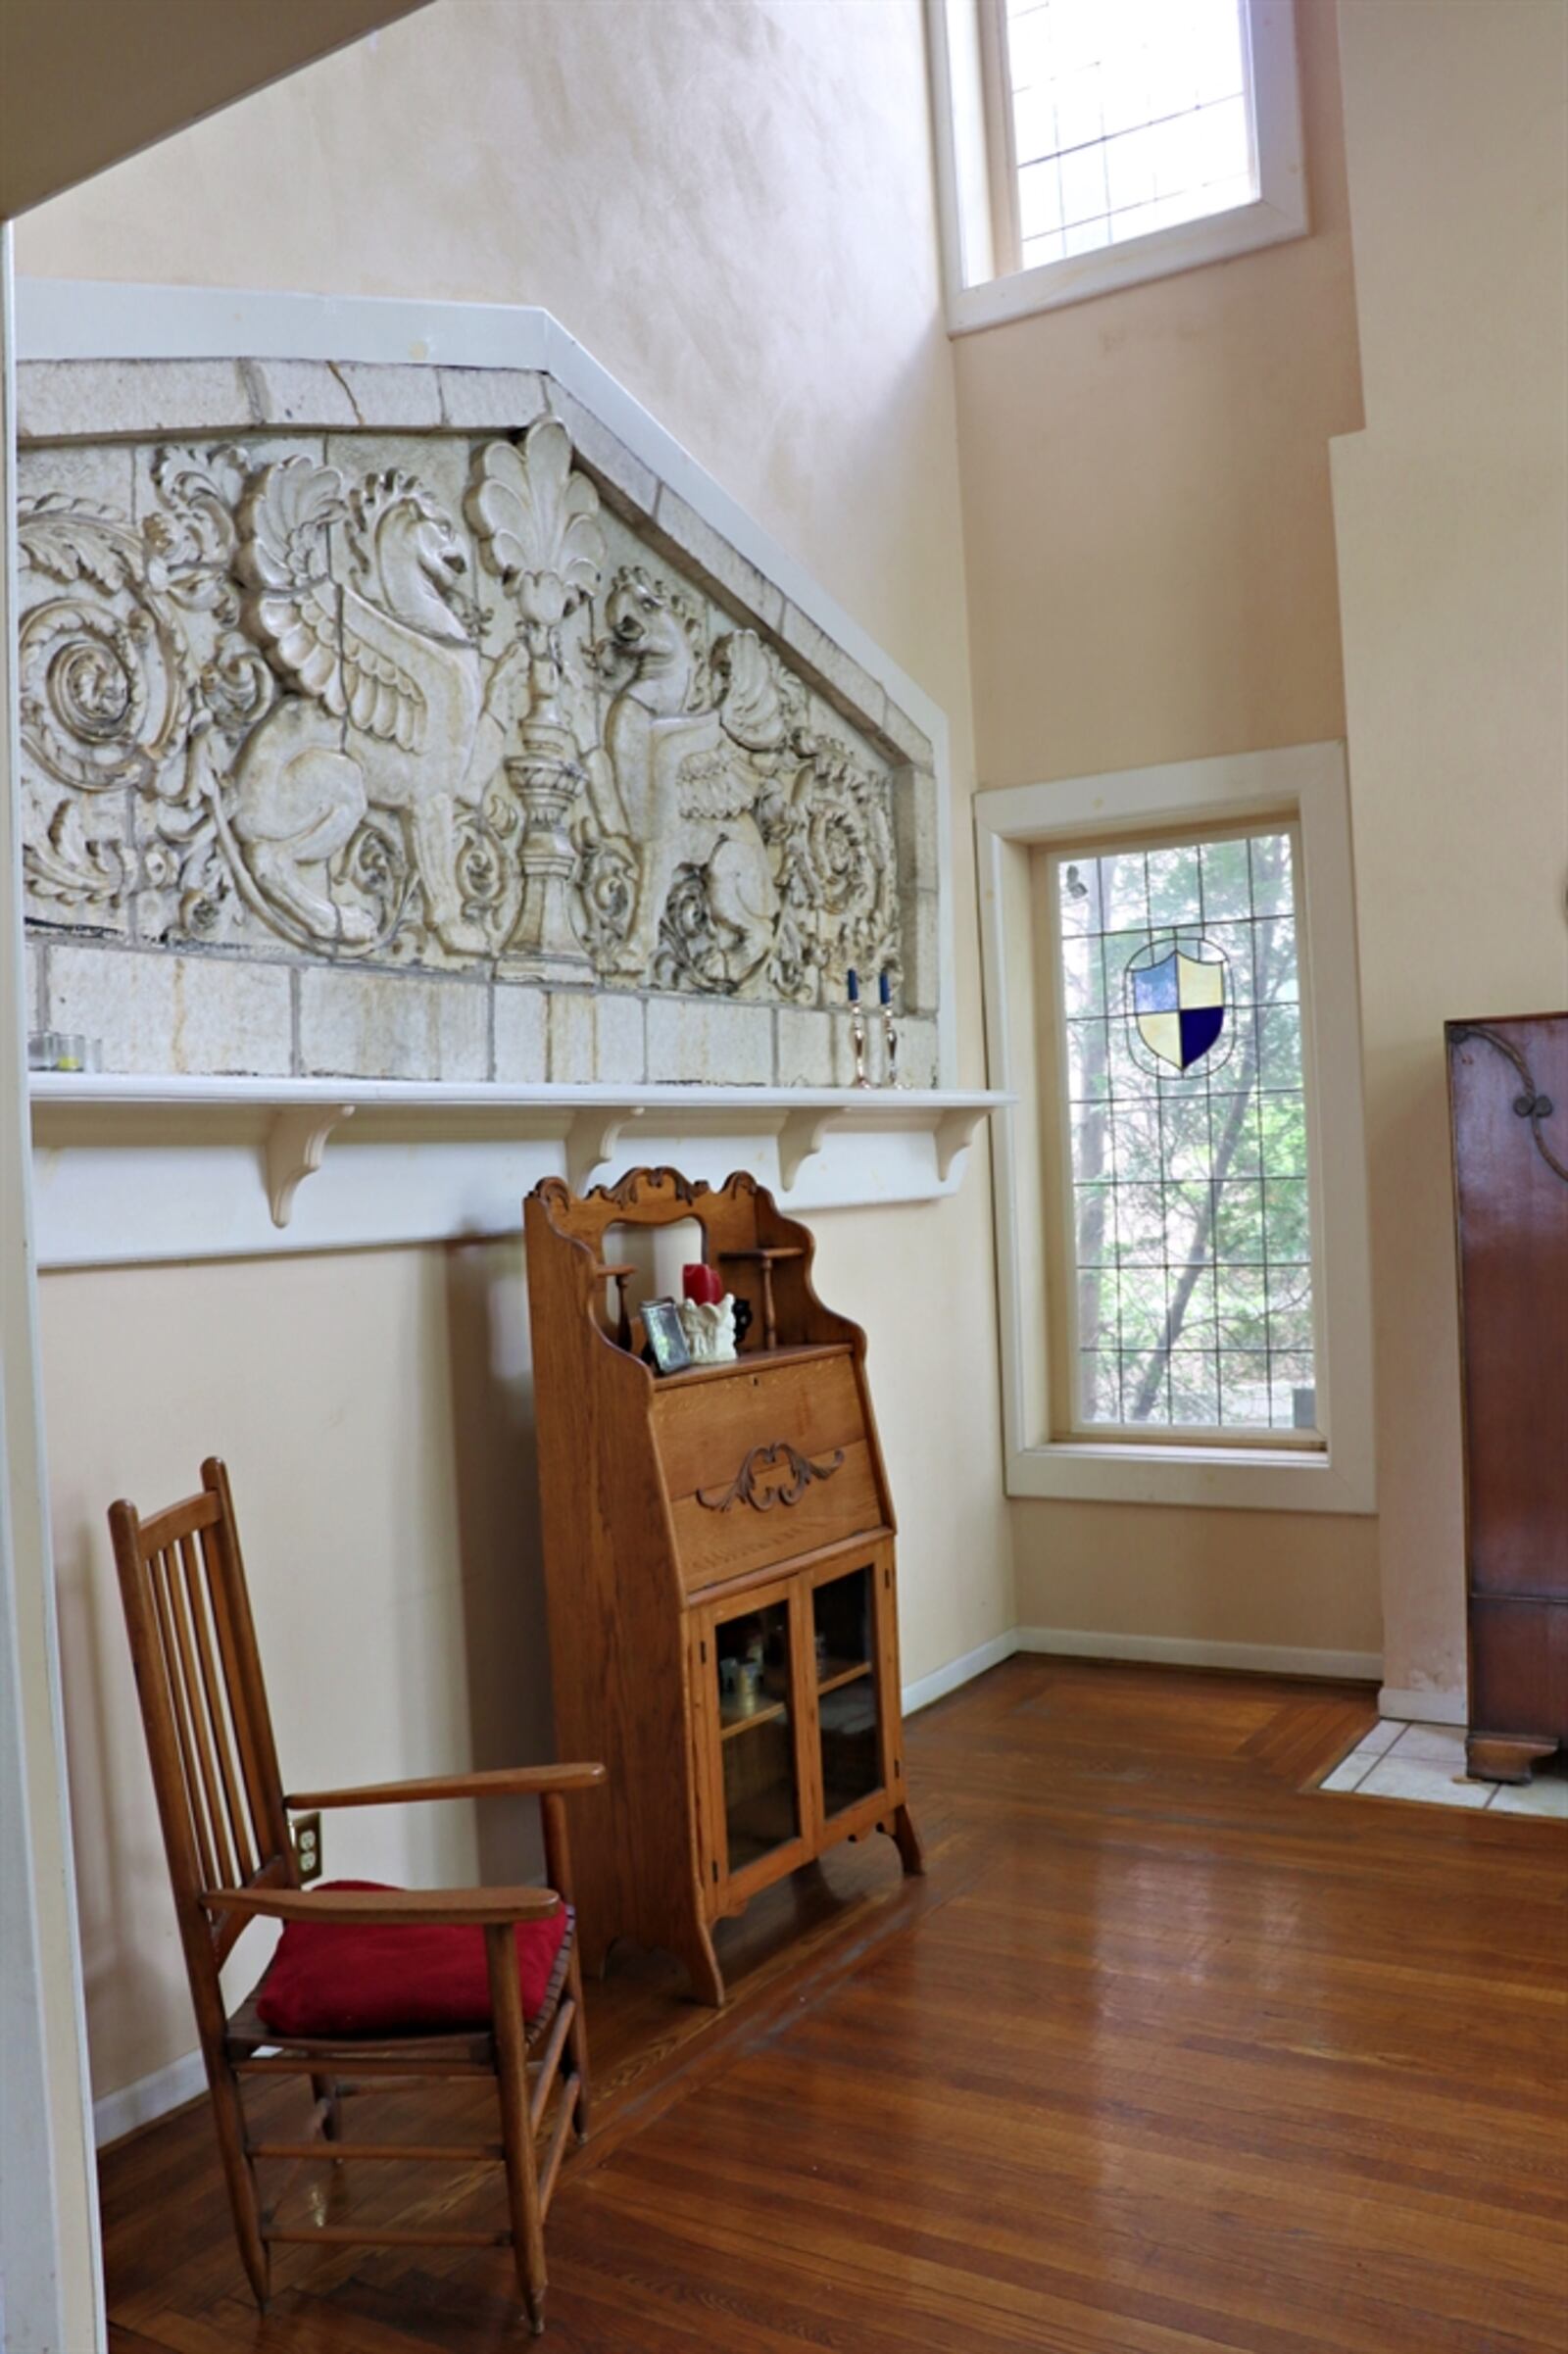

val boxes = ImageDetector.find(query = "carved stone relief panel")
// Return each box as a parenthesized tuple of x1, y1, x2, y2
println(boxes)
(17, 359, 940, 1087)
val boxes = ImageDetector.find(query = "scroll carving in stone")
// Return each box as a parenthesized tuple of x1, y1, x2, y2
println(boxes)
(19, 415, 906, 1017)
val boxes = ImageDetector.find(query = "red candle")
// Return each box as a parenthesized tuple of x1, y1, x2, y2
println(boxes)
(682, 1261, 723, 1305)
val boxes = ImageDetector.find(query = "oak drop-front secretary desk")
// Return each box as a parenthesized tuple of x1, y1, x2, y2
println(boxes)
(524, 1167, 922, 2005)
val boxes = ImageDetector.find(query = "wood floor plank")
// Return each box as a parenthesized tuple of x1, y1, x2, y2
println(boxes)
(99, 1659, 1568, 2351)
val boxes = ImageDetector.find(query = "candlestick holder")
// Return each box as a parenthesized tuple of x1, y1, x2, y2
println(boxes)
(880, 1003, 900, 1088)
(849, 1004, 871, 1088)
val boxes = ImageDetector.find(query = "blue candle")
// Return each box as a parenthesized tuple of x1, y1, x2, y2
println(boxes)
(878, 969, 892, 1006)
(847, 969, 860, 1004)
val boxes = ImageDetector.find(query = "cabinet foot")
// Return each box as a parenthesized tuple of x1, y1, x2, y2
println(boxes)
(680, 1925, 726, 2009)
(1467, 1731, 1560, 1786)
(890, 1803, 925, 1877)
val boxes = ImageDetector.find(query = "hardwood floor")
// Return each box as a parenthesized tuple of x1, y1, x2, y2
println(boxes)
(100, 1659, 1568, 2352)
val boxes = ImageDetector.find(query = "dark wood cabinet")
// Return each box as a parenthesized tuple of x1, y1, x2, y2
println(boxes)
(523, 1167, 921, 2005)
(1447, 1014, 1568, 1782)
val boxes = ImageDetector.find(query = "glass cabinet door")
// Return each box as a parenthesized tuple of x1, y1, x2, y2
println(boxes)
(712, 1595, 802, 1877)
(811, 1563, 884, 1819)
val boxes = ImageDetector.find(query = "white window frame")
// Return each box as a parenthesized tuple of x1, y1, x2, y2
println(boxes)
(976, 742, 1375, 1513)
(927, 0, 1309, 336)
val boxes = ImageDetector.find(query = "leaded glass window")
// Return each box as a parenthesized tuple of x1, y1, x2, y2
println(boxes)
(1054, 825, 1317, 1434)
(1004, 0, 1255, 272)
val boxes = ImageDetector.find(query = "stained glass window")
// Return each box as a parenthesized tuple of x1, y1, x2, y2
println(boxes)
(1054, 826, 1316, 1433)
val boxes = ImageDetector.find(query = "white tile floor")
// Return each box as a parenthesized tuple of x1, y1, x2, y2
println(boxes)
(1318, 1720, 1568, 1815)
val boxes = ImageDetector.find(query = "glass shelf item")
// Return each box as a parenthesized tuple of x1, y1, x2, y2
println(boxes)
(812, 1564, 882, 1818)
(713, 1599, 801, 1873)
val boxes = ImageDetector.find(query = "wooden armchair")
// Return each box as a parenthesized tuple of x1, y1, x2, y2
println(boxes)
(108, 1457, 604, 2334)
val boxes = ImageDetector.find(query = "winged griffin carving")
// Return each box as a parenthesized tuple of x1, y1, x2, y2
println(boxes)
(587, 568, 787, 988)
(231, 457, 528, 951)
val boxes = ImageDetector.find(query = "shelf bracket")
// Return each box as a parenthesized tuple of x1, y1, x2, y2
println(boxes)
(776, 1106, 845, 1191)
(566, 1103, 644, 1194)
(265, 1103, 356, 1228)
(933, 1107, 985, 1185)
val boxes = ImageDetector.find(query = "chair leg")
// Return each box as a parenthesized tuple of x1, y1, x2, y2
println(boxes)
(311, 2071, 344, 2148)
(564, 1950, 592, 2144)
(541, 1795, 592, 2141)
(205, 2054, 270, 2309)
(486, 1925, 548, 2334)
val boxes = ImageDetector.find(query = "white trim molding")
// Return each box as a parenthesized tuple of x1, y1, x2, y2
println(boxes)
(975, 740, 1377, 1514)
(27, 1075, 1005, 1268)
(0, 234, 108, 2353)
(1378, 1685, 1466, 1728)
(928, 0, 1309, 336)
(92, 2046, 207, 2153)
(901, 1628, 1019, 1716)
(905, 1623, 1383, 1717)
(1016, 1625, 1382, 1684)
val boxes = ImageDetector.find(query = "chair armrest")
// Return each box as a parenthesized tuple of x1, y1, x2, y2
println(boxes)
(201, 1884, 562, 1928)
(282, 1762, 607, 1812)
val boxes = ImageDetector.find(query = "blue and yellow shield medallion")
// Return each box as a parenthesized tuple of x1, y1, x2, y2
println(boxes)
(1127, 942, 1227, 1074)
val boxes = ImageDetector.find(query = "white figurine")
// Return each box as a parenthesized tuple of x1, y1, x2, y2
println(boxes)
(676, 1295, 738, 1364)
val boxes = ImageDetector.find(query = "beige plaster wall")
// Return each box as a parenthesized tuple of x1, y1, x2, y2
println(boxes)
(955, 0, 1381, 1655)
(955, 0, 1363, 789)
(42, 1246, 531, 2098)
(24, 0, 1011, 2107)
(17, 0, 965, 714)
(1331, 0, 1568, 1706)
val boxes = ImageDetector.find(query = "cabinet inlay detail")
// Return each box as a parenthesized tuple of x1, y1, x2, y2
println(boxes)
(696, 1441, 847, 1514)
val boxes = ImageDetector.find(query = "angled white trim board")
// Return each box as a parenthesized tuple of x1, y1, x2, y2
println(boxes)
(927, 0, 1308, 335)
(976, 740, 1377, 1514)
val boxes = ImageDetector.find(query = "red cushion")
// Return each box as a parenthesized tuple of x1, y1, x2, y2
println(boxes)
(255, 1881, 569, 2038)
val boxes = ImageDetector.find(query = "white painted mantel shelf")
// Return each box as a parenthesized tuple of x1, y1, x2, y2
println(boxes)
(28, 1075, 1006, 1269)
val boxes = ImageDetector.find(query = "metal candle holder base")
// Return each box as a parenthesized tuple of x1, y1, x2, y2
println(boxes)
(850, 1006, 871, 1088)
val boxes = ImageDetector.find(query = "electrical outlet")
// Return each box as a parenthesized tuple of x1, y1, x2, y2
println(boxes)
(293, 1810, 322, 1886)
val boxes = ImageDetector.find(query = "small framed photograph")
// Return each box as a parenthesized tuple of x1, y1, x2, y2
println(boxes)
(640, 1297, 692, 1376)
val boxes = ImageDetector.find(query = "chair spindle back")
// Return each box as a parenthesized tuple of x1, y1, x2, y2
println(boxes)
(110, 1458, 295, 1966)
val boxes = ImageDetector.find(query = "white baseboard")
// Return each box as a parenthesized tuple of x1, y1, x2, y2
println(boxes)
(902, 1629, 1018, 1716)
(1378, 1684, 1466, 1726)
(903, 1623, 1382, 1717)
(94, 2044, 206, 2149)
(1014, 1625, 1383, 1683)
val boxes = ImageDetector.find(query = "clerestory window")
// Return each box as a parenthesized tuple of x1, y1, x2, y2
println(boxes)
(929, 0, 1309, 332)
